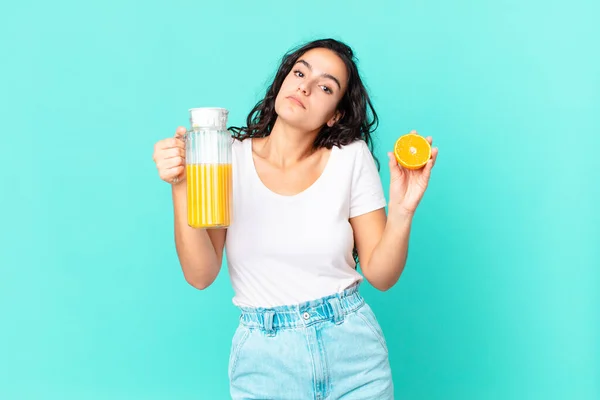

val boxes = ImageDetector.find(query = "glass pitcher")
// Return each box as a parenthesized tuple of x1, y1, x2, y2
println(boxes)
(184, 107, 232, 228)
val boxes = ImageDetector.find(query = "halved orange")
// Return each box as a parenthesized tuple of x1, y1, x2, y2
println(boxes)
(394, 133, 431, 170)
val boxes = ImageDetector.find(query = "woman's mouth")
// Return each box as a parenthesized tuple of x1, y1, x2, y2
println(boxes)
(287, 95, 306, 109)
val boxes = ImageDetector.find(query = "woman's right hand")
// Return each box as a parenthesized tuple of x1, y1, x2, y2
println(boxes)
(153, 126, 186, 184)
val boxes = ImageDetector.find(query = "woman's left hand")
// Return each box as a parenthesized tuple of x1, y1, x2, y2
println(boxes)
(387, 131, 438, 216)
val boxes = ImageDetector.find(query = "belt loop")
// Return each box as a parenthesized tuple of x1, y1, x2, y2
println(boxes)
(328, 298, 344, 325)
(263, 311, 275, 337)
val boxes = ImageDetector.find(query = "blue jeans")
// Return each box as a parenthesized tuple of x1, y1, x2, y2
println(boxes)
(228, 284, 394, 399)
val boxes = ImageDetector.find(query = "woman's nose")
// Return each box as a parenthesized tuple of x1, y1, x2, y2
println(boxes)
(297, 81, 310, 95)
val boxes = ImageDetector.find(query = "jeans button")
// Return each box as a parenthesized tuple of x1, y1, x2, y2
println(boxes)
(303, 312, 310, 320)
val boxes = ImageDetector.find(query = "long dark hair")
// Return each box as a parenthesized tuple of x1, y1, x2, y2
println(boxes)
(229, 38, 381, 268)
(229, 38, 380, 168)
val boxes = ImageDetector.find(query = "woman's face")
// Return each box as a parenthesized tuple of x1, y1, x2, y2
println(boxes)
(274, 48, 349, 132)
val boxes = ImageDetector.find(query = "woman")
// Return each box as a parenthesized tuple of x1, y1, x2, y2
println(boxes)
(152, 38, 438, 399)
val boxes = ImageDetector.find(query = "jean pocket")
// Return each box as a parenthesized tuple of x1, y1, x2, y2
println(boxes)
(228, 324, 251, 380)
(355, 303, 389, 354)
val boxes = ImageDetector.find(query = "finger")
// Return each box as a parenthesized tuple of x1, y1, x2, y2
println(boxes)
(423, 157, 434, 181)
(430, 147, 438, 167)
(422, 147, 438, 180)
(174, 126, 187, 138)
(153, 144, 183, 164)
(154, 136, 184, 162)
(167, 165, 185, 175)
(425, 136, 433, 145)
(161, 147, 185, 159)
(160, 137, 185, 150)
(158, 156, 185, 170)
(387, 152, 403, 181)
(388, 152, 396, 168)
(159, 165, 184, 182)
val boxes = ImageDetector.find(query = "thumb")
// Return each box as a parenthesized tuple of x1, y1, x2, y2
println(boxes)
(174, 126, 187, 138)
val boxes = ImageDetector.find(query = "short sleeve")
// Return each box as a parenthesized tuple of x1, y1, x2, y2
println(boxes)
(349, 141, 387, 218)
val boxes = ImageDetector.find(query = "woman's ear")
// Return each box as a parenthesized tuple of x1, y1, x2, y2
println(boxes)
(327, 110, 344, 127)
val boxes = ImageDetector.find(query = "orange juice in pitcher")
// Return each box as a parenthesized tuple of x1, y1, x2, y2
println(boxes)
(185, 107, 232, 228)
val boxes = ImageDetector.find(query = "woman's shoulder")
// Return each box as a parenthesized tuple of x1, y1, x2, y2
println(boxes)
(338, 138, 368, 150)
(335, 139, 372, 162)
(231, 137, 249, 168)
(232, 137, 248, 153)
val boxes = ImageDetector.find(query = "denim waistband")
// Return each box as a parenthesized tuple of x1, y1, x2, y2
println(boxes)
(237, 284, 365, 334)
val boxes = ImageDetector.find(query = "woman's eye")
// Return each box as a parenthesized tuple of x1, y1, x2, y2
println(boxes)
(294, 70, 304, 78)
(321, 85, 332, 94)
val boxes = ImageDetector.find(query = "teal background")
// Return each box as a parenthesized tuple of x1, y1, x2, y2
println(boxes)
(1, 0, 599, 398)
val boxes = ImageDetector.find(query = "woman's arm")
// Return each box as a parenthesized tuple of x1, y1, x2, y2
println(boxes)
(350, 209, 412, 291)
(172, 183, 226, 289)
(351, 133, 438, 291)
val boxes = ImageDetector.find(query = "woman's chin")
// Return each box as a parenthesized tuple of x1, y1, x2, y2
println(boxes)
(275, 109, 305, 126)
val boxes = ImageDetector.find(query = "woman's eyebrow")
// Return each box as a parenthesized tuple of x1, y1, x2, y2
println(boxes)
(295, 59, 341, 90)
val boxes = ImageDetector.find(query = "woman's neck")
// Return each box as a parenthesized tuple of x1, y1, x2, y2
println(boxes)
(256, 118, 321, 168)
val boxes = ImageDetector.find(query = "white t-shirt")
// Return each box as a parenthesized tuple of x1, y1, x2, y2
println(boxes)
(224, 137, 386, 308)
